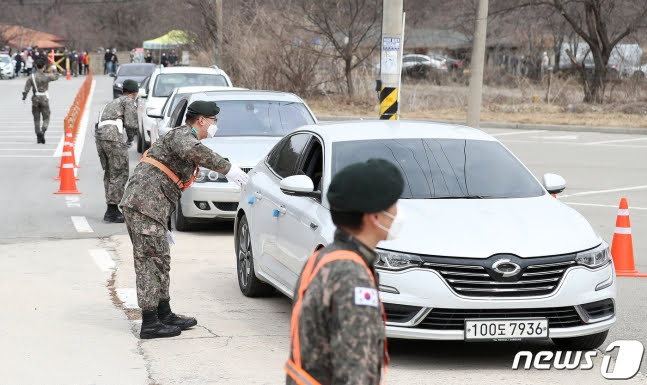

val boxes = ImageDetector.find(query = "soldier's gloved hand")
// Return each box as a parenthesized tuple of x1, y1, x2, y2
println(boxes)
(225, 165, 249, 186)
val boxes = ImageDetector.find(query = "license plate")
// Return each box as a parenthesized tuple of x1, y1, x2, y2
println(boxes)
(464, 318, 549, 341)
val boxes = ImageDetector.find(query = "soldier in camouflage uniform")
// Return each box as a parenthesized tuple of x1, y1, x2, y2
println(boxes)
(22, 59, 59, 144)
(120, 100, 249, 339)
(285, 159, 405, 385)
(95, 79, 139, 223)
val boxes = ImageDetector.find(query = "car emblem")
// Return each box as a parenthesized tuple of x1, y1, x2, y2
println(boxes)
(492, 259, 521, 277)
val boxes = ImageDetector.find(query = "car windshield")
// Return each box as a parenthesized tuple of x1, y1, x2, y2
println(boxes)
(207, 100, 314, 137)
(331, 138, 544, 199)
(117, 65, 153, 76)
(153, 74, 228, 97)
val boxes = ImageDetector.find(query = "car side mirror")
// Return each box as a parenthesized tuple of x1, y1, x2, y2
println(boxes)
(280, 175, 321, 199)
(138, 88, 147, 99)
(109, 73, 116, 78)
(542, 173, 566, 195)
(146, 107, 162, 119)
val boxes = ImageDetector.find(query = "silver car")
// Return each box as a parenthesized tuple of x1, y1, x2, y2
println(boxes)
(165, 90, 317, 231)
(149, 85, 246, 144)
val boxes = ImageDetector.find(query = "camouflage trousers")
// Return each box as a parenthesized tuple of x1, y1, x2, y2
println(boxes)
(123, 208, 171, 311)
(31, 95, 50, 135)
(96, 139, 129, 205)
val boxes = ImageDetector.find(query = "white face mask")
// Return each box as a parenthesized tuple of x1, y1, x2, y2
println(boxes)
(377, 209, 405, 241)
(207, 123, 218, 138)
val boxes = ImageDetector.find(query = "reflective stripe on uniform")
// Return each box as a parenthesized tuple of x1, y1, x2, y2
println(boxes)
(139, 149, 198, 192)
(284, 249, 389, 383)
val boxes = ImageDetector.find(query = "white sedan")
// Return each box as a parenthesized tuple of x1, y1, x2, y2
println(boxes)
(234, 120, 616, 350)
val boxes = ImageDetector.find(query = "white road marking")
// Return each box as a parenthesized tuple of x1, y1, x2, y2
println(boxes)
(65, 196, 81, 207)
(584, 137, 647, 145)
(0, 130, 63, 133)
(0, 142, 57, 145)
(0, 155, 50, 158)
(89, 249, 116, 272)
(116, 288, 140, 309)
(559, 185, 647, 198)
(501, 139, 647, 148)
(530, 135, 579, 140)
(0, 148, 55, 151)
(490, 130, 544, 137)
(70, 216, 93, 233)
(562, 202, 647, 211)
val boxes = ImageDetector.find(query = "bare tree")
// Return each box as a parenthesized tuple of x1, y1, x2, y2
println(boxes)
(494, 0, 647, 103)
(294, 0, 382, 96)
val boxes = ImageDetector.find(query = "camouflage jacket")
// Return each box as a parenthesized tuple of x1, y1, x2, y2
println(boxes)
(120, 124, 231, 232)
(22, 70, 58, 100)
(287, 229, 385, 385)
(95, 95, 138, 143)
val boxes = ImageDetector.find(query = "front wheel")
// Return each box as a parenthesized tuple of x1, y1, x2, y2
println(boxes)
(172, 200, 192, 232)
(552, 330, 608, 350)
(235, 215, 273, 297)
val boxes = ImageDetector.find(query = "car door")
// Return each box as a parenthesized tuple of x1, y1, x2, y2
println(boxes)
(274, 136, 325, 290)
(253, 133, 311, 287)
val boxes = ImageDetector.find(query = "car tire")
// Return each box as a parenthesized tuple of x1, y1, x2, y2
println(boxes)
(552, 330, 608, 350)
(235, 215, 273, 297)
(137, 132, 143, 153)
(143, 135, 151, 152)
(172, 200, 192, 232)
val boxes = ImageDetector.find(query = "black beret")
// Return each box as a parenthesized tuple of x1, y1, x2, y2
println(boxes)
(327, 158, 404, 213)
(122, 79, 139, 93)
(187, 100, 220, 117)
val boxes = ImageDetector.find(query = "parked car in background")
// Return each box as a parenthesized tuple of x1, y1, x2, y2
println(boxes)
(163, 90, 316, 231)
(136, 66, 233, 153)
(235, 120, 616, 350)
(111, 63, 156, 98)
(150, 85, 247, 144)
(0, 54, 15, 79)
(402, 54, 447, 78)
(444, 56, 463, 71)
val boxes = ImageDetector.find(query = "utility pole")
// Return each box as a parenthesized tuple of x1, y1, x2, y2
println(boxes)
(378, 0, 404, 120)
(214, 0, 223, 68)
(466, 0, 489, 128)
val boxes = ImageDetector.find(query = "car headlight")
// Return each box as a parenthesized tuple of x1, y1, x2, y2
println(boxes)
(115, 82, 122, 88)
(576, 243, 612, 269)
(375, 249, 423, 271)
(195, 167, 227, 183)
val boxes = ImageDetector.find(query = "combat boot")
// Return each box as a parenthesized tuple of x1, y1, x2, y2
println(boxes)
(158, 300, 198, 330)
(140, 309, 181, 339)
(103, 204, 125, 223)
(36, 134, 43, 144)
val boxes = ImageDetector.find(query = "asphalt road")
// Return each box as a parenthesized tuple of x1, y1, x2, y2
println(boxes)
(0, 74, 645, 384)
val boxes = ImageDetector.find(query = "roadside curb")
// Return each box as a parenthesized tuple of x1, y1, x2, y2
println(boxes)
(317, 115, 647, 135)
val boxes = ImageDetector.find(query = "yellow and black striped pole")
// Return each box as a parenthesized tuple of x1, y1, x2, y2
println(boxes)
(378, 0, 404, 120)
(379, 86, 398, 120)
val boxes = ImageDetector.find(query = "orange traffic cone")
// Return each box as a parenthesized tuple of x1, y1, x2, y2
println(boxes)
(54, 161, 80, 194)
(611, 198, 647, 277)
(55, 131, 79, 180)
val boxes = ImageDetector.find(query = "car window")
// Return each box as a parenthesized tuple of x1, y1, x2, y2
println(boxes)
(141, 76, 150, 93)
(170, 99, 188, 128)
(186, 100, 314, 137)
(153, 74, 228, 97)
(168, 93, 189, 117)
(271, 133, 311, 178)
(297, 138, 324, 192)
(331, 139, 545, 199)
(117, 65, 154, 76)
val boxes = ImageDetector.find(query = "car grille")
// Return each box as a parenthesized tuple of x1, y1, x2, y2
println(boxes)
(212, 202, 238, 212)
(241, 167, 252, 174)
(419, 307, 585, 330)
(422, 257, 577, 298)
